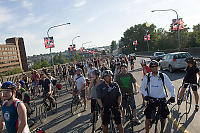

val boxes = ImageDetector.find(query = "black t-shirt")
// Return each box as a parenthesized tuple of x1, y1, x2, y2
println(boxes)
(184, 66, 199, 84)
(39, 78, 51, 94)
(96, 81, 121, 108)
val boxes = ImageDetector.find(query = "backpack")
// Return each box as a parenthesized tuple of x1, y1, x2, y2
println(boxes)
(146, 72, 168, 97)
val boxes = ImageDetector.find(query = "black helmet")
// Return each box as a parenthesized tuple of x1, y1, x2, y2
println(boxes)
(1, 81, 17, 91)
(149, 60, 159, 67)
(92, 70, 100, 76)
(185, 57, 195, 64)
(102, 70, 113, 77)
(120, 63, 127, 68)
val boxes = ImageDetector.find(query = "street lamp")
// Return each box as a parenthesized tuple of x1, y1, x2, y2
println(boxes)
(71, 35, 80, 55)
(81, 41, 92, 61)
(142, 22, 151, 52)
(47, 22, 70, 65)
(72, 35, 80, 45)
(151, 9, 181, 51)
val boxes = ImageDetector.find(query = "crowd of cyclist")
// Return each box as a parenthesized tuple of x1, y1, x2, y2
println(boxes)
(0, 54, 199, 133)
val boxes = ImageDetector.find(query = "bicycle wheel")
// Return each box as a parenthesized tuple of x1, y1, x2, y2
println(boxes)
(92, 111, 97, 133)
(185, 90, 192, 114)
(71, 98, 78, 115)
(154, 119, 164, 133)
(39, 104, 47, 123)
(128, 106, 134, 132)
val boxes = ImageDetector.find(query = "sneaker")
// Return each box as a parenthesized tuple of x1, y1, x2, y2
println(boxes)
(177, 99, 182, 105)
(195, 105, 199, 111)
(134, 118, 141, 124)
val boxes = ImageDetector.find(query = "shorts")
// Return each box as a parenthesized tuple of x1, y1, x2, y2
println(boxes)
(102, 107, 121, 126)
(183, 83, 198, 91)
(91, 99, 99, 113)
(122, 94, 136, 109)
(75, 89, 85, 98)
(144, 98, 169, 119)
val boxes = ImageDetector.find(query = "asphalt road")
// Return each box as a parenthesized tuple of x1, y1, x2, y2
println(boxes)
(29, 57, 200, 133)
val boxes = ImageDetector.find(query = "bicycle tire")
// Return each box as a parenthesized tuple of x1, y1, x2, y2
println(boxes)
(39, 104, 47, 123)
(71, 98, 78, 115)
(185, 90, 192, 114)
(154, 119, 164, 133)
(129, 105, 134, 132)
(92, 111, 97, 133)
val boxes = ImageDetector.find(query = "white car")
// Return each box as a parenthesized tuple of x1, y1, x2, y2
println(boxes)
(159, 52, 192, 73)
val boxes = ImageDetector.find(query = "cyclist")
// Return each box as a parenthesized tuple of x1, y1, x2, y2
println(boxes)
(110, 60, 116, 74)
(88, 70, 103, 122)
(114, 62, 121, 80)
(140, 61, 175, 133)
(0, 81, 30, 133)
(130, 56, 135, 70)
(177, 57, 200, 111)
(87, 63, 96, 80)
(38, 73, 56, 110)
(115, 64, 140, 124)
(72, 68, 87, 110)
(140, 59, 151, 106)
(140, 59, 151, 79)
(16, 82, 32, 116)
(96, 70, 124, 133)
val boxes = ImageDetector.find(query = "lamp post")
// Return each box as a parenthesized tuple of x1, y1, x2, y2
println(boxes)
(47, 22, 70, 65)
(71, 35, 80, 56)
(142, 23, 151, 52)
(81, 41, 92, 62)
(151, 9, 181, 51)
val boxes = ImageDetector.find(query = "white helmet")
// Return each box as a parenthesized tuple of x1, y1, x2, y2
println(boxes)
(140, 59, 146, 65)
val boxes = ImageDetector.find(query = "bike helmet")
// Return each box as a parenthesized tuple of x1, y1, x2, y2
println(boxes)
(102, 70, 113, 77)
(185, 57, 196, 64)
(140, 59, 146, 65)
(149, 60, 159, 67)
(1, 81, 17, 91)
(76, 68, 83, 72)
(120, 63, 127, 68)
(92, 70, 100, 76)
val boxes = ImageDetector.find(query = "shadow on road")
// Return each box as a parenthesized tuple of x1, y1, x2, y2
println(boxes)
(55, 114, 91, 133)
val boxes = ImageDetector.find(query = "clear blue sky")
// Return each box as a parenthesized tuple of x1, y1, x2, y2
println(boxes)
(0, 0, 199, 56)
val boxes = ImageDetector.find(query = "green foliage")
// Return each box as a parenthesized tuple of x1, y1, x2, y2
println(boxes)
(0, 68, 23, 77)
(110, 40, 117, 53)
(117, 22, 198, 54)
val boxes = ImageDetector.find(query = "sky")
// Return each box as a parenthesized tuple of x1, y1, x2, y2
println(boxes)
(0, 0, 199, 56)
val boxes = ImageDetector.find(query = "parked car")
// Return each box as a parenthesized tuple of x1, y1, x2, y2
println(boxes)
(150, 52, 165, 61)
(159, 52, 192, 73)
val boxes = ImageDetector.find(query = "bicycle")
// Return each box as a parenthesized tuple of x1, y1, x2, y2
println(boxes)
(177, 83, 197, 114)
(123, 94, 134, 132)
(107, 107, 119, 133)
(91, 100, 99, 133)
(71, 94, 82, 115)
(148, 98, 171, 133)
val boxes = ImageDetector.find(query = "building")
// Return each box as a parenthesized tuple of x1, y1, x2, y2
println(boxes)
(0, 37, 28, 73)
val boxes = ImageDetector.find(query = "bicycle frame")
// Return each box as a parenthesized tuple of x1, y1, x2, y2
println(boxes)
(148, 98, 168, 133)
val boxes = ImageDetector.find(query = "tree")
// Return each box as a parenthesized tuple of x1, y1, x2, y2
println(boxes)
(110, 40, 117, 53)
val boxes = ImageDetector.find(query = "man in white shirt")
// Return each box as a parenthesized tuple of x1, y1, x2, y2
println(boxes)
(87, 63, 96, 80)
(140, 61, 175, 133)
(72, 68, 87, 110)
